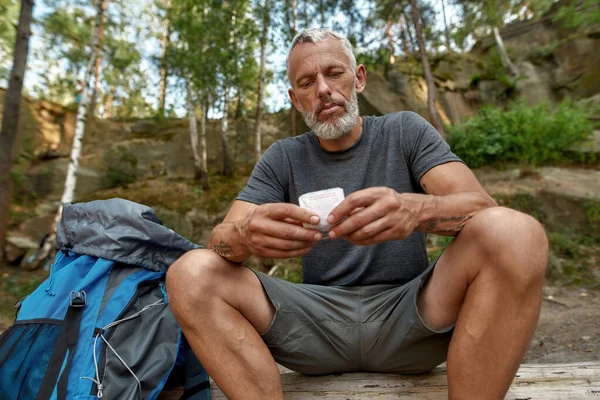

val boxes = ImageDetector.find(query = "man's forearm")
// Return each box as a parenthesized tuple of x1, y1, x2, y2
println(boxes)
(406, 192, 498, 236)
(208, 219, 252, 263)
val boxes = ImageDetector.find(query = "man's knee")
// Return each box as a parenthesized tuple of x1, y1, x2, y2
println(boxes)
(167, 249, 229, 307)
(462, 207, 548, 286)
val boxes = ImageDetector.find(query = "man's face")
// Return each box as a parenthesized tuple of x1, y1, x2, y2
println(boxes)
(288, 38, 365, 140)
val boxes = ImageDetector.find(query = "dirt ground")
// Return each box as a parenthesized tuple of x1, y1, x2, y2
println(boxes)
(525, 284, 600, 363)
(0, 280, 598, 365)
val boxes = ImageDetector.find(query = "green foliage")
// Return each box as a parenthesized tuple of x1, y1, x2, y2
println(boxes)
(553, 0, 600, 29)
(447, 100, 594, 168)
(0, 0, 18, 81)
(103, 146, 139, 187)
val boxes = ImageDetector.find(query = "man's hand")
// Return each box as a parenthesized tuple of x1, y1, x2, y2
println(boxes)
(327, 187, 419, 245)
(239, 203, 323, 258)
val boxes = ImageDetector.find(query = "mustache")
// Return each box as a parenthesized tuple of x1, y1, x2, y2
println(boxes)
(314, 97, 345, 115)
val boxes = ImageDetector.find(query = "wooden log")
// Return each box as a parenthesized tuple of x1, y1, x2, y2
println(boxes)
(160, 362, 600, 399)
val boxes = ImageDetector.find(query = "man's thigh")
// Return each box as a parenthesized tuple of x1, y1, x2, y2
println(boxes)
(251, 262, 453, 376)
(361, 260, 453, 374)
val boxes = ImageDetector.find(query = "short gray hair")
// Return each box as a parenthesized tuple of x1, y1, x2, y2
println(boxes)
(287, 28, 357, 86)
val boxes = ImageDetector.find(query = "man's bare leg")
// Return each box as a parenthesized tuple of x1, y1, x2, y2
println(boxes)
(167, 249, 283, 400)
(418, 207, 548, 399)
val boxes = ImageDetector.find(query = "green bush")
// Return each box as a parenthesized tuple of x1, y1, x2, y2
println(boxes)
(447, 100, 594, 168)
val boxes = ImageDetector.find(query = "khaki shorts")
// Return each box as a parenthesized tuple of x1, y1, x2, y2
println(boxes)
(251, 260, 454, 375)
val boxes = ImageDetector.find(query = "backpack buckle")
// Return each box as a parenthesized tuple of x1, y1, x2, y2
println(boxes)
(69, 290, 87, 307)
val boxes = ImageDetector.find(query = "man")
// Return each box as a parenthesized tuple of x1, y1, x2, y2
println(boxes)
(167, 28, 548, 399)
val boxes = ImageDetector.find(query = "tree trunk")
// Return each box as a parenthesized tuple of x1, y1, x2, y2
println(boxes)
(409, 0, 446, 139)
(0, 0, 35, 262)
(235, 86, 244, 119)
(221, 86, 232, 177)
(400, 15, 411, 56)
(386, 19, 395, 64)
(493, 26, 519, 76)
(405, 10, 418, 51)
(440, 0, 452, 52)
(158, 0, 172, 117)
(37, 0, 104, 262)
(199, 95, 209, 190)
(254, 0, 269, 163)
(319, 0, 325, 26)
(90, 0, 107, 116)
(289, 0, 298, 137)
(186, 82, 206, 185)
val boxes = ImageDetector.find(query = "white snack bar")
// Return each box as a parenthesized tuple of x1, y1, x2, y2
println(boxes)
(299, 188, 345, 237)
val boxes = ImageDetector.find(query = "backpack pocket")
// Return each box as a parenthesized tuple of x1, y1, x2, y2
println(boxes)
(0, 320, 63, 400)
(91, 281, 179, 400)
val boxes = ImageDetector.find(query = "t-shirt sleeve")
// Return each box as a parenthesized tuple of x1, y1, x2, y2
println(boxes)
(401, 111, 464, 184)
(236, 141, 287, 205)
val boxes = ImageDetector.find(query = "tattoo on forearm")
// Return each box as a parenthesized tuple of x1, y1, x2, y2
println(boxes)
(420, 215, 473, 234)
(211, 241, 235, 258)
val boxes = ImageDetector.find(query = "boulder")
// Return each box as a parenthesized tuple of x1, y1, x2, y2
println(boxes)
(517, 61, 555, 106)
(5, 236, 39, 266)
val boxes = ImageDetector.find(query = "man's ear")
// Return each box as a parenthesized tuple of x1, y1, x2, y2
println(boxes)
(355, 64, 367, 94)
(288, 88, 300, 111)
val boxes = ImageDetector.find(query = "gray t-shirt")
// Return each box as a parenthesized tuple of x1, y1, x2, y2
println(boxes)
(237, 111, 462, 286)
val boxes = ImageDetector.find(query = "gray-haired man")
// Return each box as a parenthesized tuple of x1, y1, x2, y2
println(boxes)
(167, 28, 548, 399)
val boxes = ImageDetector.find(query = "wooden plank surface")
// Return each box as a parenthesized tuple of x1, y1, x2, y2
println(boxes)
(208, 363, 600, 400)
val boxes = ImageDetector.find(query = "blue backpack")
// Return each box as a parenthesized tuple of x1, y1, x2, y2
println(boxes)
(0, 199, 209, 400)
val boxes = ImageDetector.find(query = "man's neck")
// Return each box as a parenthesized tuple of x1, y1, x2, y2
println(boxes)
(318, 117, 363, 152)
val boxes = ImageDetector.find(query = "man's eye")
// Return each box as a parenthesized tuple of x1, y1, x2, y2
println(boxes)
(300, 81, 312, 88)
(330, 72, 342, 78)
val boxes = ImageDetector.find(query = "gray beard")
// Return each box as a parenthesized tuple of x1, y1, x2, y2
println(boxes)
(300, 90, 360, 141)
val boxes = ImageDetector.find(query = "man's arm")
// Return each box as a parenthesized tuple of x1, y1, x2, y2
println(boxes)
(208, 200, 323, 263)
(327, 162, 497, 244)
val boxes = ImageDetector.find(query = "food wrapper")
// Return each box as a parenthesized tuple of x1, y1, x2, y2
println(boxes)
(298, 188, 345, 238)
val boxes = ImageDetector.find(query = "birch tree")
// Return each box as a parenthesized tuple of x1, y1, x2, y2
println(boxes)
(89, 0, 107, 115)
(0, 0, 35, 261)
(37, 0, 104, 261)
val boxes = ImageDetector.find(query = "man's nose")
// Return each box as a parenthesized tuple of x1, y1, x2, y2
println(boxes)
(316, 74, 332, 99)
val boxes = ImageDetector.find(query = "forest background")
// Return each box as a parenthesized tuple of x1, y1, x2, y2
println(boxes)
(0, 0, 599, 363)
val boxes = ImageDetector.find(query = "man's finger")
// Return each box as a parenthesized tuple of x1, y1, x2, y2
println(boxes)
(249, 218, 322, 242)
(264, 203, 320, 225)
(329, 206, 386, 239)
(327, 190, 377, 225)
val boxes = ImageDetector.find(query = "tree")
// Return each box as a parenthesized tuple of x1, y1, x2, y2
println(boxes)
(186, 81, 208, 188)
(37, 0, 104, 262)
(453, 0, 525, 75)
(253, 0, 270, 163)
(440, 0, 451, 52)
(89, 0, 107, 115)
(157, 0, 171, 117)
(409, 0, 445, 139)
(285, 0, 298, 137)
(0, 0, 34, 261)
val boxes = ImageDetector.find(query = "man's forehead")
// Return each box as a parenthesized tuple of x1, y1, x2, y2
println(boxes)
(288, 37, 350, 79)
